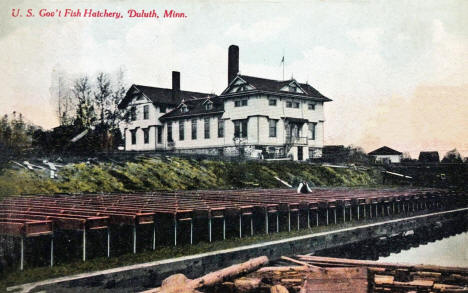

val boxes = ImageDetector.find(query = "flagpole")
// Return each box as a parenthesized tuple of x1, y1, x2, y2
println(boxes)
(282, 49, 285, 80)
(283, 59, 285, 81)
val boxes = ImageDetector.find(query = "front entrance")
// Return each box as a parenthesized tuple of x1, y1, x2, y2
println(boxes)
(298, 146, 303, 161)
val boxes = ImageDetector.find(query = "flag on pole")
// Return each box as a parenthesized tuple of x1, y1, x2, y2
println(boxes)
(280, 56, 284, 64)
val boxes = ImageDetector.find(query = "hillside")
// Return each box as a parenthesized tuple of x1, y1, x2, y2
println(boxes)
(0, 156, 381, 197)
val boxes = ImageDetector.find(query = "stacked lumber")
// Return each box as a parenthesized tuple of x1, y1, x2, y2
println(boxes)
(142, 255, 468, 293)
(297, 255, 468, 292)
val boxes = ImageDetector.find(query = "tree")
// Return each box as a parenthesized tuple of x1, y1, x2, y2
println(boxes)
(92, 70, 127, 152)
(72, 76, 96, 129)
(0, 112, 39, 163)
(442, 149, 463, 163)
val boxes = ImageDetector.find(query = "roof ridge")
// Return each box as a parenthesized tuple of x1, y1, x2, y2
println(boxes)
(240, 74, 294, 83)
(133, 84, 213, 95)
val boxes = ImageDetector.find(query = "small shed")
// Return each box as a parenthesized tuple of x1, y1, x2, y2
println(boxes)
(418, 151, 440, 163)
(368, 146, 402, 163)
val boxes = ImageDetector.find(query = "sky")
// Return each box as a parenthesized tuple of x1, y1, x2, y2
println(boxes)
(1, 0, 467, 158)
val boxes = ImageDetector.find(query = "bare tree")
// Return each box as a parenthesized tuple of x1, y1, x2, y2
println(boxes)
(94, 72, 112, 128)
(72, 76, 95, 129)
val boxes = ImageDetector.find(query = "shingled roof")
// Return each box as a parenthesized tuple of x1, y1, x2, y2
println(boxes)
(221, 75, 332, 102)
(118, 84, 213, 109)
(160, 96, 224, 120)
(368, 146, 402, 156)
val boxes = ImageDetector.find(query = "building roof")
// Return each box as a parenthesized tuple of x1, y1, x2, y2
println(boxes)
(160, 96, 224, 120)
(221, 75, 332, 102)
(118, 84, 213, 109)
(368, 146, 402, 156)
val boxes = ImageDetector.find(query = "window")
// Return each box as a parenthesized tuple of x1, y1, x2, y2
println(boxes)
(309, 123, 317, 140)
(191, 118, 197, 140)
(205, 102, 213, 110)
(156, 126, 162, 144)
(167, 122, 173, 142)
(286, 101, 292, 108)
(290, 85, 297, 92)
(179, 120, 185, 141)
(143, 105, 149, 120)
(234, 119, 248, 138)
(308, 103, 315, 110)
(143, 128, 149, 144)
(130, 106, 137, 121)
(130, 129, 137, 144)
(293, 102, 300, 108)
(160, 105, 166, 113)
(204, 117, 210, 139)
(269, 119, 277, 137)
(234, 99, 248, 107)
(181, 105, 188, 113)
(217, 118, 224, 138)
(269, 99, 277, 106)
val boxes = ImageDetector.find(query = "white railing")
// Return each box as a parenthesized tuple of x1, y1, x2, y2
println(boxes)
(286, 136, 308, 145)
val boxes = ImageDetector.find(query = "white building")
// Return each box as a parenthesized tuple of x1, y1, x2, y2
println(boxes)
(368, 146, 402, 163)
(118, 45, 332, 161)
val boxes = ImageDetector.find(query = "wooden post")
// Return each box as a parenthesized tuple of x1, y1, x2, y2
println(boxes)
(297, 211, 300, 230)
(82, 229, 86, 262)
(209, 214, 212, 243)
(191, 220, 194, 244)
(288, 210, 291, 231)
(133, 224, 137, 254)
(174, 216, 177, 246)
(326, 209, 329, 225)
(239, 214, 242, 238)
(250, 216, 253, 236)
(50, 235, 54, 267)
(357, 205, 360, 220)
(20, 236, 24, 271)
(152, 222, 156, 250)
(265, 210, 269, 235)
(316, 210, 319, 227)
(222, 217, 226, 240)
(276, 213, 280, 233)
(107, 227, 111, 257)
(307, 209, 311, 228)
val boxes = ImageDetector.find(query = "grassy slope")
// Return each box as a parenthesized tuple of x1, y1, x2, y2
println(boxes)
(0, 157, 381, 197)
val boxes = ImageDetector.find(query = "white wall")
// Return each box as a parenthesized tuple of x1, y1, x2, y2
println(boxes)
(164, 116, 226, 149)
(121, 92, 327, 160)
(373, 154, 402, 163)
(121, 95, 173, 151)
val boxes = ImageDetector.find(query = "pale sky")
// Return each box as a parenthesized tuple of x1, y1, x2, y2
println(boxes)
(1, 0, 467, 157)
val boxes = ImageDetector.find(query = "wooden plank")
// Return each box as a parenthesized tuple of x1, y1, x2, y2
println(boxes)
(300, 267, 368, 293)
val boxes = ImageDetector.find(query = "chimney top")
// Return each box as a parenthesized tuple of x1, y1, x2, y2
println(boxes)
(228, 45, 239, 85)
(172, 71, 180, 100)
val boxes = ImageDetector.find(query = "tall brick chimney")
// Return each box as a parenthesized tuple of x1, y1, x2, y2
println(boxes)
(228, 45, 239, 85)
(172, 71, 180, 100)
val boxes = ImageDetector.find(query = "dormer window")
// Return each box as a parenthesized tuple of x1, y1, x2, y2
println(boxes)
(181, 105, 188, 113)
(205, 102, 213, 110)
(280, 82, 305, 93)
